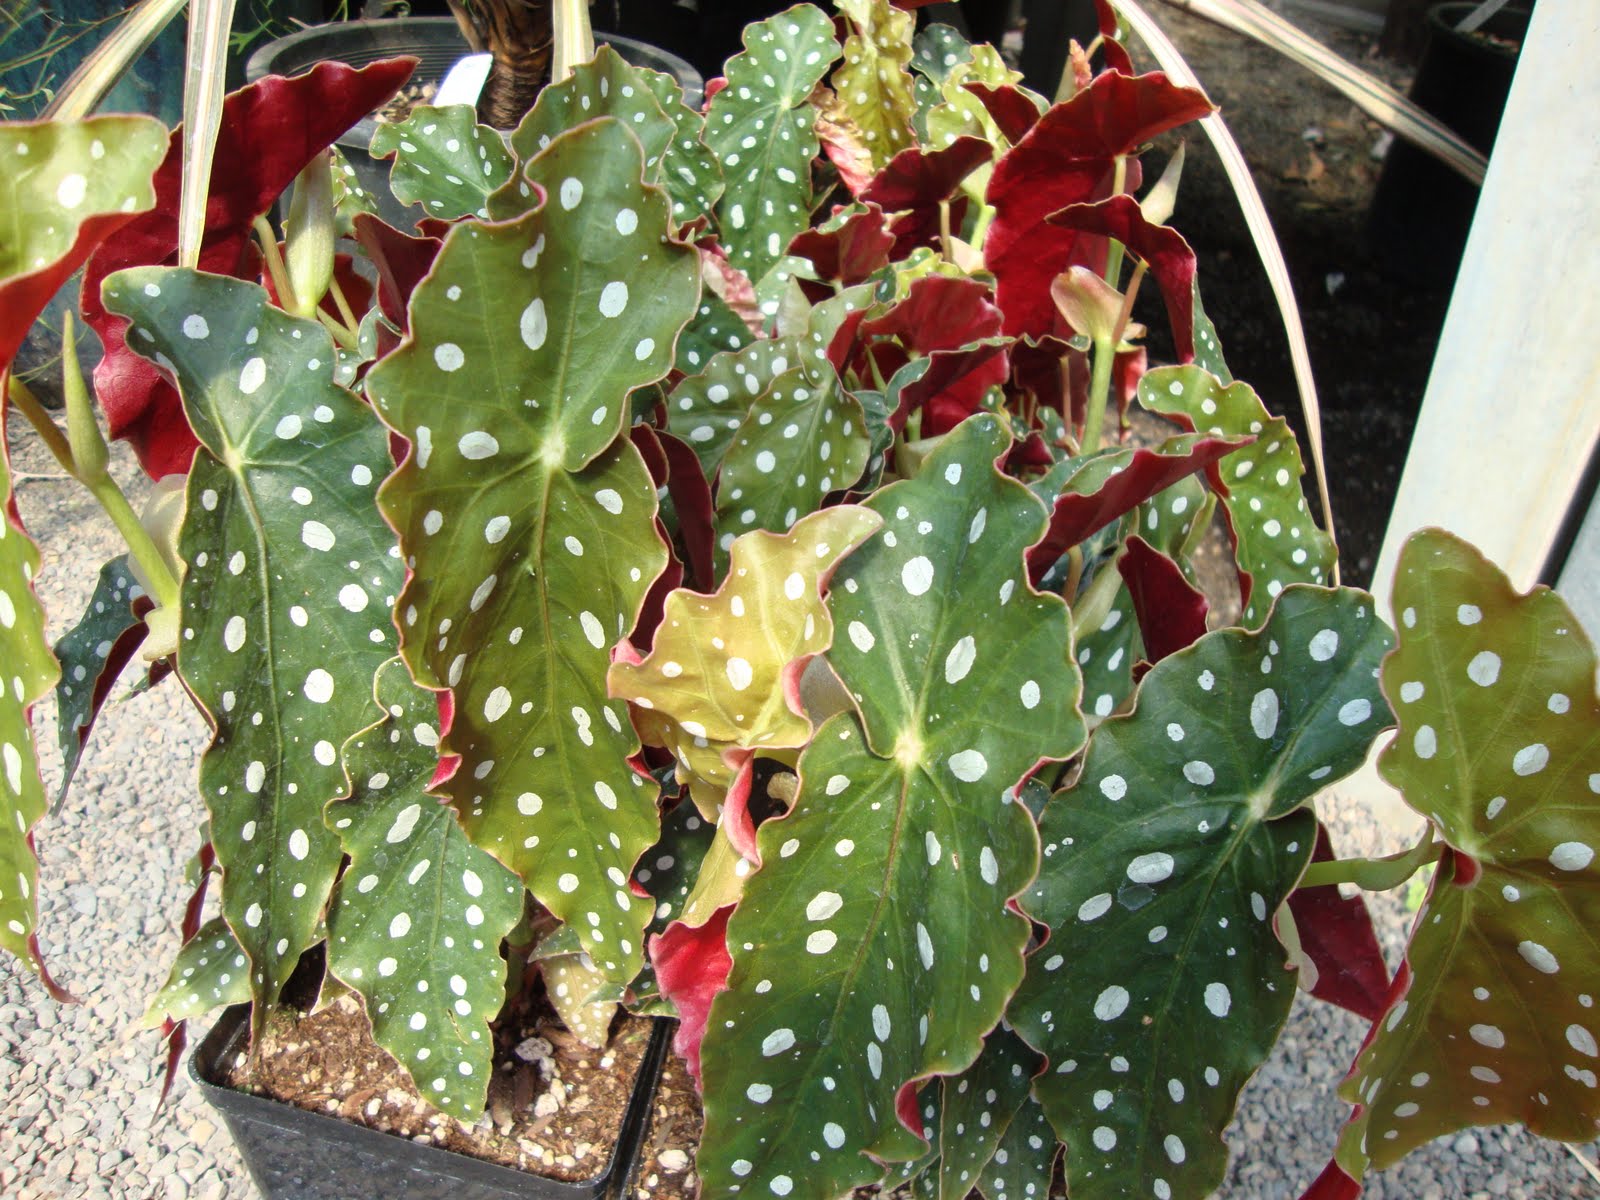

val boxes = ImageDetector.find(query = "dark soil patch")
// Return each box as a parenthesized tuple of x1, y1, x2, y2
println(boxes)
(223, 990, 652, 1182)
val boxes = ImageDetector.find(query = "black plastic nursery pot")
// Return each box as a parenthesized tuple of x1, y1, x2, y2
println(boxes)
(245, 17, 705, 229)
(191, 1004, 673, 1200)
(1368, 1, 1530, 286)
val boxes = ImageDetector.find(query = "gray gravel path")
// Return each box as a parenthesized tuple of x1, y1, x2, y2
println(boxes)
(4, 423, 1596, 1199)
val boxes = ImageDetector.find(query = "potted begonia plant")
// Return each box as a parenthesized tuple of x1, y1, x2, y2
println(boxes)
(2, 2, 1597, 1198)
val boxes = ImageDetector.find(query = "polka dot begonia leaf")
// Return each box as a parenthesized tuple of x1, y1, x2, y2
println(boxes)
(369, 103, 515, 221)
(51, 554, 147, 811)
(1327, 530, 1600, 1183)
(824, 0, 920, 177)
(542, 950, 626, 1049)
(1138, 365, 1336, 627)
(0, 115, 163, 994)
(985, 1091, 1059, 1200)
(330, 147, 379, 235)
(102, 267, 407, 1020)
(694, 415, 1085, 1200)
(676, 289, 759, 379)
(628, 800, 717, 1015)
(637, 65, 726, 228)
(706, 4, 841, 279)
(910, 21, 975, 85)
(496, 46, 677, 222)
(923, 43, 1026, 159)
(610, 506, 882, 801)
(934, 1026, 1042, 1200)
(1190, 281, 1231, 382)
(1012, 585, 1393, 1200)
(325, 660, 524, 1119)
(365, 117, 698, 988)
(667, 335, 807, 475)
(139, 918, 252, 1029)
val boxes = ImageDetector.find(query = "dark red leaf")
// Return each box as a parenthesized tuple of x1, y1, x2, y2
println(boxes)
(861, 136, 989, 259)
(1, 211, 146, 371)
(81, 57, 415, 479)
(1026, 435, 1239, 581)
(860, 275, 1002, 355)
(906, 339, 1012, 436)
(1119, 535, 1209, 662)
(158, 1018, 189, 1107)
(985, 72, 1211, 337)
(1048, 194, 1198, 361)
(628, 425, 683, 653)
(788, 204, 896, 286)
(650, 905, 734, 1087)
(1287, 823, 1392, 1022)
(1300, 1159, 1363, 1200)
(963, 82, 1043, 144)
(352, 213, 441, 329)
(1092, 0, 1137, 76)
(655, 430, 718, 593)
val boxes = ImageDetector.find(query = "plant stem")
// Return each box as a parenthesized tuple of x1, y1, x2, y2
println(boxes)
(938, 200, 954, 264)
(968, 203, 995, 250)
(7, 376, 76, 474)
(328, 274, 361, 338)
(1299, 831, 1442, 892)
(6, 377, 181, 612)
(317, 309, 359, 353)
(253, 214, 297, 314)
(1110, 259, 1148, 349)
(1082, 334, 1114, 455)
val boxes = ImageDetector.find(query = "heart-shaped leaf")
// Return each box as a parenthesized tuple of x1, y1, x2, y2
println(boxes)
(1012, 585, 1393, 1200)
(695, 415, 1086, 1199)
(1328, 530, 1600, 1181)
(667, 336, 801, 475)
(707, 5, 841, 279)
(911, 23, 974, 84)
(861, 136, 991, 259)
(52, 555, 149, 808)
(325, 659, 523, 1119)
(1138, 365, 1336, 627)
(140, 918, 252, 1028)
(370, 103, 515, 221)
(365, 117, 698, 986)
(103, 267, 404, 1015)
(611, 506, 881, 801)
(825, 0, 919, 176)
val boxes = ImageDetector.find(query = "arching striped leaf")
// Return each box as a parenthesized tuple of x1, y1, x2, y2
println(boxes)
(1012, 586, 1392, 1200)
(103, 267, 404, 1019)
(366, 117, 698, 986)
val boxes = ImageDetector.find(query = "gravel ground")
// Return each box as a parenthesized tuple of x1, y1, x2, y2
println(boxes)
(4, 431, 1597, 1200)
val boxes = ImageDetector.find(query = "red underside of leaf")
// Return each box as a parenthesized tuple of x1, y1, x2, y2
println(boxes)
(651, 904, 735, 1086)
(1118, 534, 1209, 663)
(1048, 194, 1198, 361)
(26, 927, 74, 1003)
(985, 71, 1210, 337)
(655, 430, 718, 591)
(352, 213, 442, 329)
(1287, 824, 1391, 1022)
(1026, 436, 1237, 582)
(721, 757, 760, 862)
(0, 206, 145, 368)
(81, 56, 415, 479)
(66, 620, 151, 770)
(963, 82, 1042, 145)
(895, 1077, 926, 1139)
(1092, 0, 1137, 75)
(158, 1018, 188, 1108)
(698, 242, 764, 336)
(789, 204, 896, 286)
(1300, 1158, 1364, 1200)
(861, 136, 990, 259)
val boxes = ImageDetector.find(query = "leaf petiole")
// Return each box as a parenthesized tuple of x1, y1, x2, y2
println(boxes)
(1298, 829, 1443, 892)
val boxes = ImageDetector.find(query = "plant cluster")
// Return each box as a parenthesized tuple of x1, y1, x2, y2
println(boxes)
(1, 3, 1596, 1199)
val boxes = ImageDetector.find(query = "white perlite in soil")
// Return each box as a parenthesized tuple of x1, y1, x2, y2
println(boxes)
(3, 425, 1596, 1200)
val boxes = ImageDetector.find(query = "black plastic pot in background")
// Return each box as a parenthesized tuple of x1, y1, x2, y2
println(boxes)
(1368, 2, 1529, 287)
(191, 1004, 673, 1200)
(245, 18, 705, 230)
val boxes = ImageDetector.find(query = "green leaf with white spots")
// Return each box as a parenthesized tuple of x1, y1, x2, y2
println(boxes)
(1331, 530, 1600, 1180)
(984, 1093, 1058, 1200)
(102, 267, 403, 1017)
(0, 432, 59, 983)
(911, 23, 974, 84)
(707, 5, 841, 279)
(925, 46, 1025, 156)
(1011, 585, 1393, 1200)
(936, 1027, 1041, 1200)
(543, 952, 623, 1048)
(638, 67, 726, 228)
(140, 918, 252, 1028)
(501, 47, 676, 216)
(695, 415, 1086, 1200)
(330, 147, 380, 235)
(610, 507, 881, 795)
(678, 290, 759, 378)
(828, 0, 919, 175)
(755, 254, 822, 327)
(365, 117, 698, 987)
(714, 365, 871, 564)
(1138, 366, 1335, 627)
(325, 659, 523, 1120)
(370, 104, 515, 222)
(53, 555, 144, 808)
(629, 799, 717, 1014)
(1190, 283, 1230, 382)
(666, 336, 802, 473)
